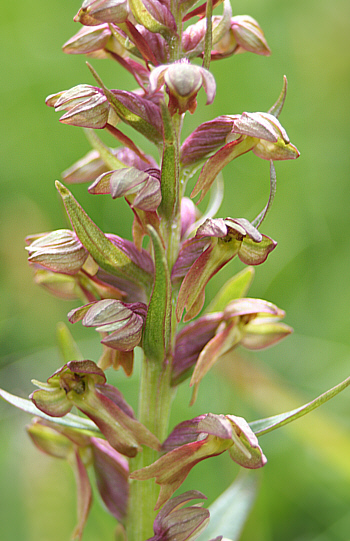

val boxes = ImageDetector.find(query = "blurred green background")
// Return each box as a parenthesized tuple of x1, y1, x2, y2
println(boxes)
(1, 0, 350, 539)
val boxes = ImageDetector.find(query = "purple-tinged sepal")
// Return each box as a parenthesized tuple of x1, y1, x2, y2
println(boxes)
(89, 166, 162, 211)
(149, 60, 216, 115)
(149, 491, 210, 541)
(180, 116, 235, 166)
(27, 418, 129, 532)
(175, 218, 276, 321)
(25, 230, 89, 275)
(74, 0, 130, 26)
(68, 299, 147, 374)
(172, 313, 223, 385)
(131, 412, 266, 508)
(31, 360, 160, 457)
(90, 436, 129, 521)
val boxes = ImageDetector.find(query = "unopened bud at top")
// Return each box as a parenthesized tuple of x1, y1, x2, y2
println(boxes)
(74, 0, 129, 26)
(212, 15, 271, 59)
(149, 60, 216, 115)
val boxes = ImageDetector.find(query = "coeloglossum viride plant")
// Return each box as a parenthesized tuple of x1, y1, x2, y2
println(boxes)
(1, 0, 349, 540)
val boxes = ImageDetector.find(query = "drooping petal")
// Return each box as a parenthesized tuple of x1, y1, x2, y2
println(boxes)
(91, 437, 129, 521)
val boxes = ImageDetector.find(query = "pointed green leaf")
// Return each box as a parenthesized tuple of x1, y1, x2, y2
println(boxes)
(56, 322, 84, 363)
(206, 267, 255, 313)
(0, 388, 100, 434)
(197, 472, 258, 541)
(250, 376, 350, 436)
(143, 226, 171, 362)
(55, 181, 152, 291)
(268, 75, 288, 118)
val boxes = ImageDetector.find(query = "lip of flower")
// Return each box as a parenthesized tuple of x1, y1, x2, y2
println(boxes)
(130, 412, 266, 509)
(175, 217, 277, 322)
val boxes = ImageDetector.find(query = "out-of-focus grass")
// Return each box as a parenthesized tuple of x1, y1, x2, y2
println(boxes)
(1, 0, 350, 539)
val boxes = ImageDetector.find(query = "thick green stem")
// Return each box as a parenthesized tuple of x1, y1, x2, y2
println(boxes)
(126, 15, 183, 539)
(126, 356, 175, 540)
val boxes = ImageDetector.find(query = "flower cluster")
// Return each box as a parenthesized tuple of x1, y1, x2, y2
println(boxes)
(6, 0, 306, 539)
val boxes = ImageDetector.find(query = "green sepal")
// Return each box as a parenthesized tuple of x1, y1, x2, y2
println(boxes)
(250, 376, 350, 436)
(55, 181, 152, 291)
(159, 101, 179, 220)
(87, 63, 163, 144)
(56, 322, 84, 364)
(143, 225, 171, 362)
(0, 388, 100, 435)
(206, 267, 255, 313)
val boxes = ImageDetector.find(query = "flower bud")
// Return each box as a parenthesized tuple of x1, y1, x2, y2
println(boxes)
(149, 60, 216, 115)
(46, 85, 111, 129)
(212, 15, 271, 59)
(62, 23, 128, 58)
(74, 0, 129, 26)
(68, 298, 147, 352)
(150, 491, 210, 541)
(25, 229, 89, 275)
(89, 166, 162, 211)
(180, 197, 200, 239)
